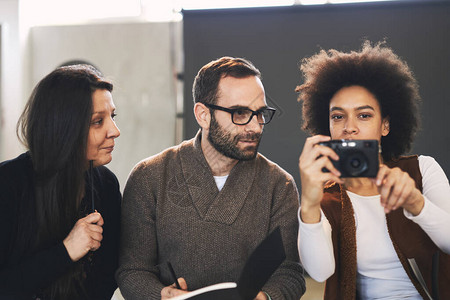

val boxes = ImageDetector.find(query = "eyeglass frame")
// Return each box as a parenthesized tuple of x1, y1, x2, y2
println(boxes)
(203, 103, 276, 125)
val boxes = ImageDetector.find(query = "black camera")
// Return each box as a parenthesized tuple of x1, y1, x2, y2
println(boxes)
(319, 140, 379, 178)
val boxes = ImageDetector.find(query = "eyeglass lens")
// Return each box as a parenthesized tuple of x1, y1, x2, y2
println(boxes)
(232, 108, 273, 125)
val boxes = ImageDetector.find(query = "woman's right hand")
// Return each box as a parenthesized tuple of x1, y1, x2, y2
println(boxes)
(299, 135, 343, 223)
(63, 212, 104, 262)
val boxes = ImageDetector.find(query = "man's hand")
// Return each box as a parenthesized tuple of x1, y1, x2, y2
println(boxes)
(161, 278, 188, 299)
(254, 291, 268, 300)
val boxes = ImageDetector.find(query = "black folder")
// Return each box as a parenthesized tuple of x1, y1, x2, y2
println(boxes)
(171, 227, 286, 300)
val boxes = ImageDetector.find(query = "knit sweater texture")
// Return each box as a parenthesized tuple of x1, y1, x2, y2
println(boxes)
(116, 132, 305, 300)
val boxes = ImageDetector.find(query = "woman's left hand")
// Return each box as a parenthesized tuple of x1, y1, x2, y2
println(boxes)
(374, 164, 424, 215)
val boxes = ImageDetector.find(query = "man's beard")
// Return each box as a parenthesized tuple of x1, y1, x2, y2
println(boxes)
(207, 114, 262, 161)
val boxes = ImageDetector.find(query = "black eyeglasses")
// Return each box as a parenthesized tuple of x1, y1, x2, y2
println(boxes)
(204, 103, 276, 125)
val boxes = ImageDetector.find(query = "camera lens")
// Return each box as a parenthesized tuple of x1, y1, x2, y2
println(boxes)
(350, 158, 361, 168)
(343, 151, 368, 177)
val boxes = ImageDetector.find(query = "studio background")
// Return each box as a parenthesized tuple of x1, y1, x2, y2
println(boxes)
(1, 1, 449, 299)
(0, 0, 448, 193)
(183, 0, 450, 191)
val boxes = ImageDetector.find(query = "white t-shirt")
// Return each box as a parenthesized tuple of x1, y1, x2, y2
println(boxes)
(298, 155, 450, 299)
(213, 174, 229, 191)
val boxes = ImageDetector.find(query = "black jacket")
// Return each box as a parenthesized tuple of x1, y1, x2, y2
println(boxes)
(0, 153, 121, 299)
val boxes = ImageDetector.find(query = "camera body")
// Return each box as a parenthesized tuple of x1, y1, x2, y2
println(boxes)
(319, 139, 379, 178)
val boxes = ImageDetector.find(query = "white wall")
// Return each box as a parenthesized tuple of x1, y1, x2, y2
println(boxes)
(0, 0, 25, 160)
(30, 22, 181, 189)
(1, 6, 182, 298)
(0, 0, 183, 188)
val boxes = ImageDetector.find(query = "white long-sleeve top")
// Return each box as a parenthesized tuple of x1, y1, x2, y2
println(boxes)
(298, 156, 450, 298)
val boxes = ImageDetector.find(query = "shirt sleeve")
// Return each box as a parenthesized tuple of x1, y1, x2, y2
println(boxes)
(297, 209, 335, 282)
(403, 155, 450, 254)
(0, 174, 73, 295)
(115, 163, 165, 300)
(261, 176, 306, 300)
(0, 225, 73, 294)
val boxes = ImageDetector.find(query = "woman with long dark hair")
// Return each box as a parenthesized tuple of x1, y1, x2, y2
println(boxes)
(0, 64, 121, 299)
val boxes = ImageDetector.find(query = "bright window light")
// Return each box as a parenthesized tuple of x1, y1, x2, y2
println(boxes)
(179, 0, 295, 10)
(300, 0, 328, 4)
(178, 0, 400, 9)
(329, 0, 393, 3)
(22, 0, 141, 26)
(20, 0, 403, 26)
(141, 0, 181, 22)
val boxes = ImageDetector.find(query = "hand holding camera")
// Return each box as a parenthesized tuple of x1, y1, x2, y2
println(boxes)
(374, 164, 424, 215)
(299, 136, 382, 223)
(298, 135, 344, 223)
(304, 136, 424, 215)
(319, 139, 379, 178)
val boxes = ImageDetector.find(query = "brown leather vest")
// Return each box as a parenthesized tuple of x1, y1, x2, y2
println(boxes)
(320, 155, 450, 300)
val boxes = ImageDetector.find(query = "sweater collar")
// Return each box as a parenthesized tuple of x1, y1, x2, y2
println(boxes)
(179, 130, 257, 225)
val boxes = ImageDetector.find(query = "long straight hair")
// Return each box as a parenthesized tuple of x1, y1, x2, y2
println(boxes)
(16, 64, 113, 299)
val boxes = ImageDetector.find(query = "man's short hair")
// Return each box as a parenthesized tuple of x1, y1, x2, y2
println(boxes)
(193, 57, 261, 105)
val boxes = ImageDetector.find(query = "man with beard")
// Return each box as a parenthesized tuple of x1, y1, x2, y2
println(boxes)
(116, 57, 305, 300)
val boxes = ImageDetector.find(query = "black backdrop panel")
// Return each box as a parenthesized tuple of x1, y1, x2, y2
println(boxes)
(183, 1, 450, 191)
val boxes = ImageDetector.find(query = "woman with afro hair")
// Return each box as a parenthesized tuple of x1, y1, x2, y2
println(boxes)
(296, 41, 450, 300)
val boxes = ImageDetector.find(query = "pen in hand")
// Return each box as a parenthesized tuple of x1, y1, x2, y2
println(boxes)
(167, 261, 182, 289)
